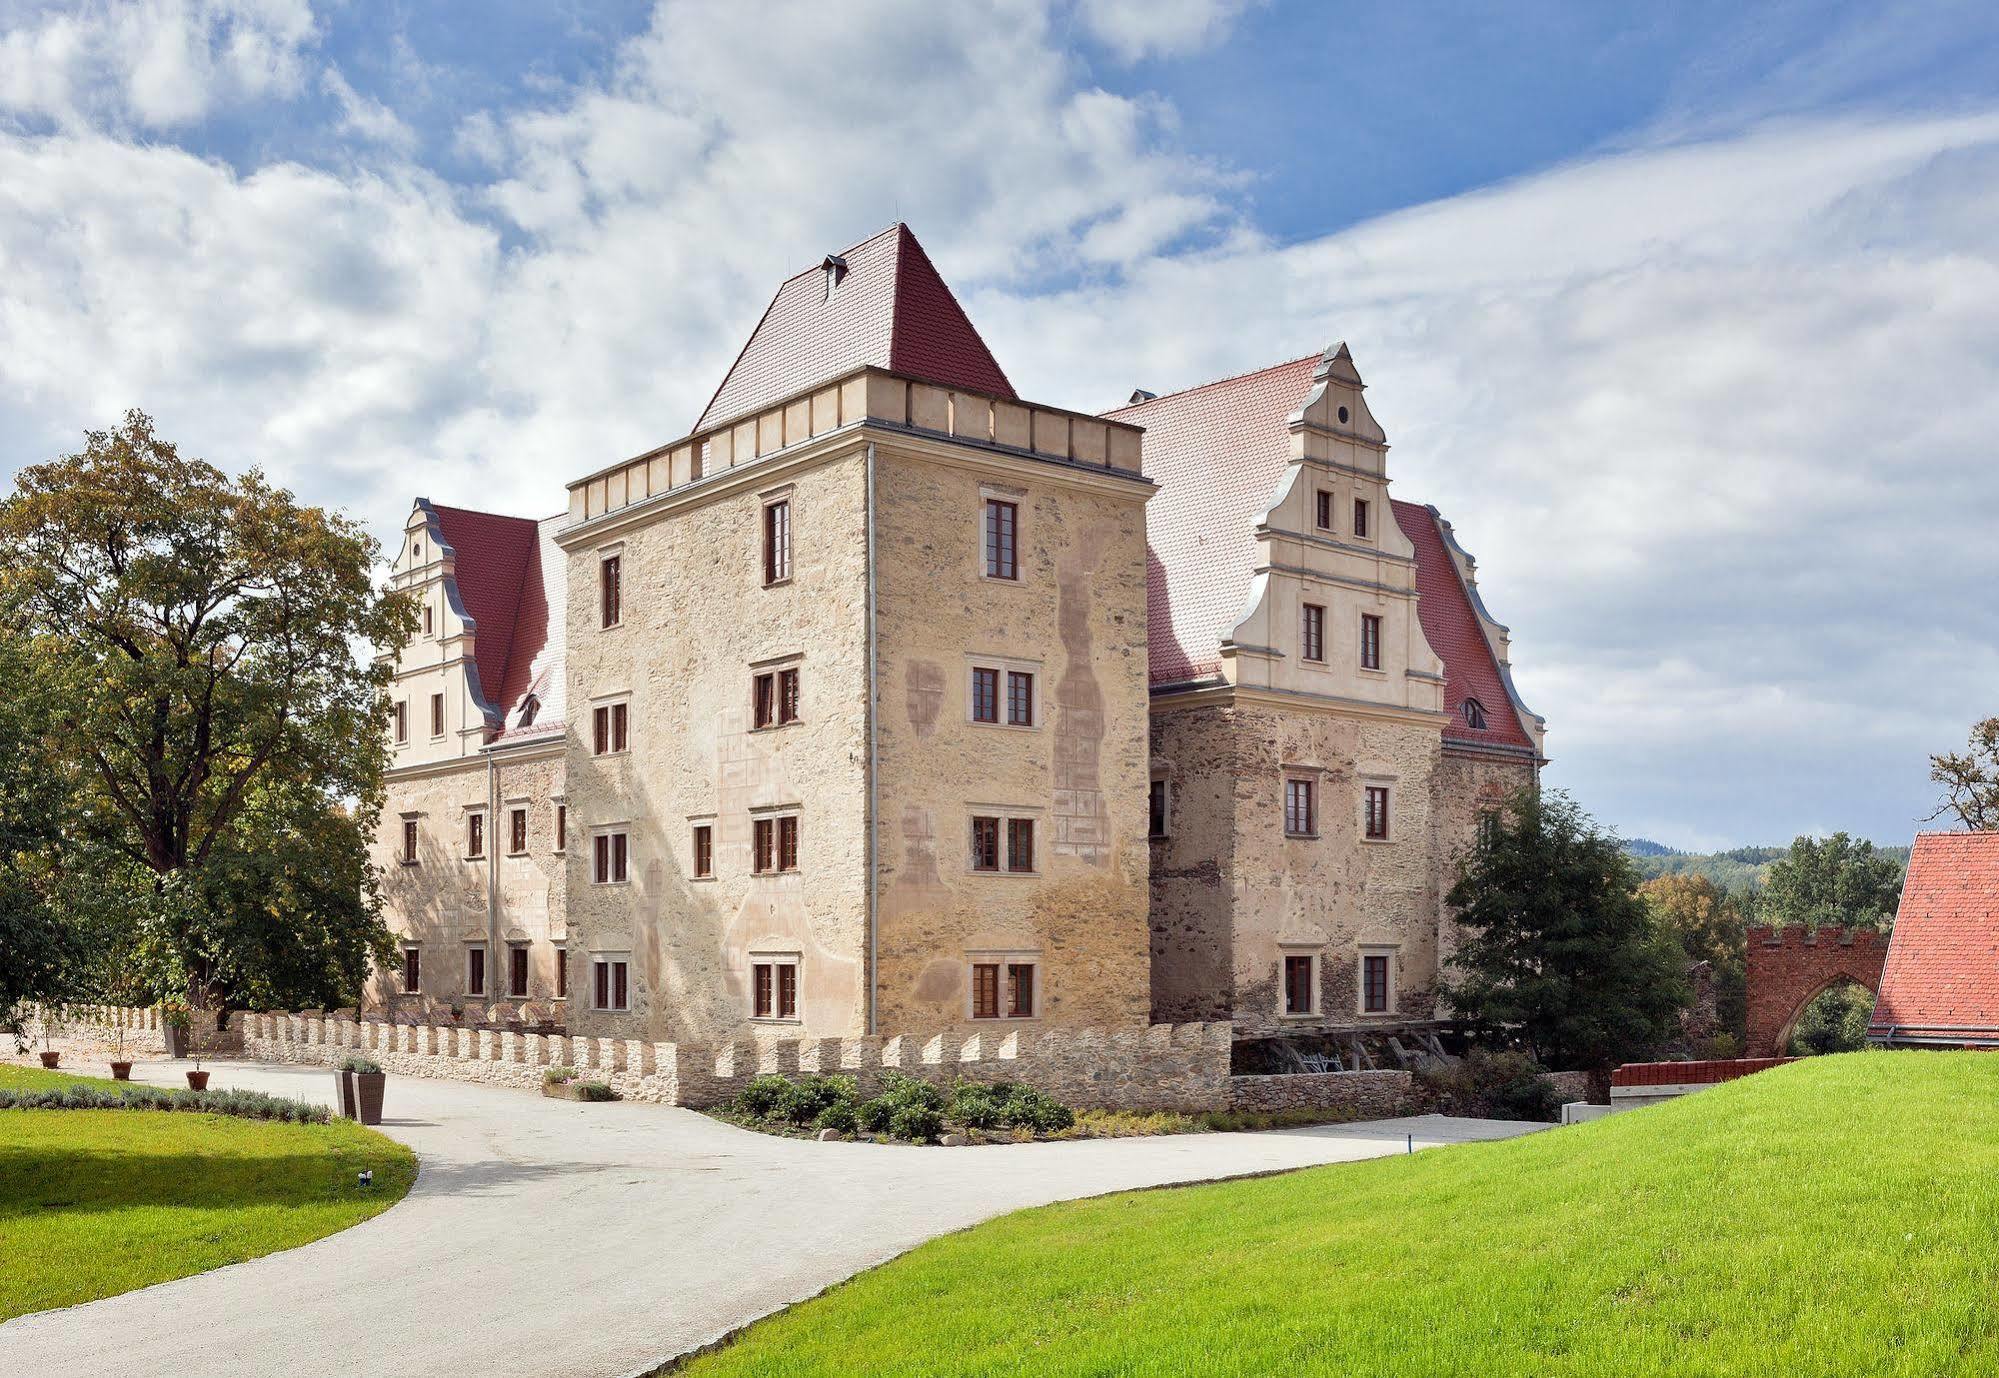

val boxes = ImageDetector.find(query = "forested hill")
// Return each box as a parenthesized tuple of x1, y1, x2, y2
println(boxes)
(1622, 841, 1911, 894)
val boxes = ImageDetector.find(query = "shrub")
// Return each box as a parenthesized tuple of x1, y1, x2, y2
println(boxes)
(999, 1084, 1074, 1133)
(877, 1069, 944, 1110)
(573, 1081, 617, 1102)
(1416, 1049, 1563, 1123)
(339, 1056, 383, 1075)
(813, 1100, 858, 1135)
(775, 1075, 858, 1126)
(1789, 984, 1874, 1056)
(735, 1073, 794, 1119)
(0, 1084, 330, 1123)
(543, 1065, 576, 1086)
(854, 1095, 896, 1135)
(947, 1081, 1007, 1129)
(889, 1102, 944, 1144)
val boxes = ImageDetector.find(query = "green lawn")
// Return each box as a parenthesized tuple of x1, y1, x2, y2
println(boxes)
(0, 1064, 417, 1319)
(0, 1063, 128, 1092)
(685, 1052, 1999, 1377)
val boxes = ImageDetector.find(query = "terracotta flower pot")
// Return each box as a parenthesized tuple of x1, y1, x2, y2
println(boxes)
(39, 1051, 60, 1069)
(351, 1071, 386, 1126)
(186, 1070, 210, 1091)
(110, 1061, 133, 1081)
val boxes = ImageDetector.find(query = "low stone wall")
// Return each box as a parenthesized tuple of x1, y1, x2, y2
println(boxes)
(14, 1004, 172, 1059)
(1228, 1070, 1413, 1119)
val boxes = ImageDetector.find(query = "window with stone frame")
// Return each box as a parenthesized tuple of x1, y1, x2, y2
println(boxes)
(508, 807, 529, 855)
(970, 666, 1000, 723)
(692, 823, 714, 878)
(393, 700, 408, 744)
(555, 946, 567, 999)
(763, 498, 792, 585)
(1365, 785, 1392, 840)
(970, 960, 1037, 1019)
(401, 818, 419, 864)
(1006, 817, 1035, 873)
(402, 946, 421, 993)
(970, 815, 1001, 872)
(592, 955, 629, 1011)
(1360, 613, 1382, 670)
(466, 944, 487, 998)
(1362, 952, 1393, 1013)
(1148, 779, 1170, 839)
(1315, 489, 1334, 531)
(430, 693, 445, 738)
(1352, 497, 1371, 539)
(751, 957, 799, 1020)
(1301, 602, 1325, 662)
(554, 802, 566, 852)
(752, 813, 800, 874)
(600, 553, 622, 628)
(592, 830, 629, 884)
(1283, 953, 1316, 1016)
(507, 943, 529, 999)
(1284, 778, 1316, 837)
(983, 498, 1018, 580)
(1006, 670, 1034, 727)
(753, 666, 801, 728)
(466, 810, 485, 859)
(592, 701, 629, 755)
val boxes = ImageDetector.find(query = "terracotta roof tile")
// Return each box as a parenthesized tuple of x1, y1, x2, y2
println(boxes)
(694, 224, 1014, 433)
(1870, 832, 1999, 1040)
(428, 505, 565, 737)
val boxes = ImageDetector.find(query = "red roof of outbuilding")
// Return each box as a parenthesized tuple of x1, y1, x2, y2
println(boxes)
(694, 224, 1015, 433)
(1870, 832, 1999, 1042)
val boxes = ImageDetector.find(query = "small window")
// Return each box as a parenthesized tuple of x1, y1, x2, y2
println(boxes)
(971, 961, 1037, 1020)
(466, 811, 485, 859)
(1283, 954, 1315, 1016)
(1365, 785, 1391, 841)
(970, 815, 1000, 872)
(554, 802, 566, 852)
(466, 944, 487, 998)
(1462, 697, 1488, 730)
(592, 956, 630, 1011)
(393, 700, 408, 745)
(1352, 498, 1370, 539)
(692, 823, 713, 878)
(1360, 613, 1382, 671)
(1315, 490, 1333, 531)
(600, 554, 622, 628)
(1006, 818, 1035, 873)
(430, 693, 445, 738)
(517, 694, 539, 728)
(507, 944, 529, 999)
(1284, 778, 1316, 837)
(763, 498, 792, 585)
(970, 666, 1000, 723)
(592, 702, 629, 755)
(1477, 810, 1500, 847)
(401, 818, 419, 864)
(423, 604, 434, 637)
(593, 831, 629, 884)
(1006, 670, 1034, 727)
(555, 946, 568, 999)
(1363, 953, 1392, 1013)
(779, 815, 799, 872)
(402, 946, 421, 993)
(1007, 962, 1035, 1018)
(1148, 780, 1169, 839)
(508, 807, 528, 855)
(1301, 603, 1325, 662)
(751, 958, 799, 1020)
(984, 499, 1018, 580)
(752, 815, 800, 874)
(753, 668, 801, 728)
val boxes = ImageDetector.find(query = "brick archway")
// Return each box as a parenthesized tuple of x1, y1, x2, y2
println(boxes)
(1745, 925, 1888, 1058)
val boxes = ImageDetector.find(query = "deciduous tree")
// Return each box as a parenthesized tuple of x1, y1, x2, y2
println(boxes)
(1930, 717, 1999, 831)
(1758, 833, 1903, 932)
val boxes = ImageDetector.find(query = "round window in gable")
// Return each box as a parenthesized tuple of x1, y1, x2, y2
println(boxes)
(1338, 405, 1350, 424)
(1462, 697, 1488, 730)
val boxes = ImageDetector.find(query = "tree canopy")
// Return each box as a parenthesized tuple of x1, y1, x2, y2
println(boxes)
(1638, 873, 1748, 1041)
(1758, 833, 1904, 932)
(1930, 717, 1999, 832)
(0, 410, 410, 1012)
(1444, 789, 1687, 1082)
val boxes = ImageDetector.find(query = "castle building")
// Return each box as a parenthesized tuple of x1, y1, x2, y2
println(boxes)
(372, 225, 1543, 1045)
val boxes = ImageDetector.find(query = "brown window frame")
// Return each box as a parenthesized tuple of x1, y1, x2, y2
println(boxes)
(1006, 817, 1035, 874)
(402, 946, 421, 993)
(507, 944, 529, 999)
(778, 815, 799, 872)
(1315, 490, 1334, 531)
(752, 667, 801, 729)
(1301, 602, 1325, 662)
(1360, 613, 1382, 671)
(971, 960, 1037, 1020)
(508, 807, 528, 856)
(401, 818, 419, 864)
(600, 553, 622, 628)
(592, 702, 629, 755)
(430, 693, 445, 738)
(1365, 785, 1391, 841)
(1363, 953, 1391, 1013)
(1148, 779, 1169, 839)
(466, 944, 487, 998)
(592, 831, 629, 884)
(1006, 670, 1034, 727)
(555, 946, 568, 1000)
(763, 498, 792, 586)
(554, 802, 566, 852)
(592, 956, 630, 1012)
(751, 958, 800, 1020)
(1283, 954, 1315, 1016)
(971, 962, 1001, 1019)
(692, 823, 714, 879)
(1007, 962, 1035, 1019)
(393, 700, 408, 744)
(1284, 778, 1316, 837)
(1352, 498, 1371, 539)
(970, 815, 1001, 872)
(970, 666, 1000, 723)
(422, 603, 434, 637)
(466, 811, 485, 859)
(983, 498, 1018, 580)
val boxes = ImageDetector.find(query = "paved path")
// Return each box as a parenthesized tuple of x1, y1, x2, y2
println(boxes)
(3, 1058, 1544, 1377)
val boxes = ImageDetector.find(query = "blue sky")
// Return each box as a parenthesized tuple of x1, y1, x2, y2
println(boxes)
(2, 0, 1996, 850)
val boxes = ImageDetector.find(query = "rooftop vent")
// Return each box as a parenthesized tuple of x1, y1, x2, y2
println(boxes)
(821, 253, 849, 301)
(1127, 388, 1157, 404)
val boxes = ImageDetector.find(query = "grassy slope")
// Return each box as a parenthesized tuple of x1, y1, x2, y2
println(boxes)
(686, 1053, 1999, 1378)
(0, 1065, 417, 1320)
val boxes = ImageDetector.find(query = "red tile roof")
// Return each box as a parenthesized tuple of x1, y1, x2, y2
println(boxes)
(694, 224, 1015, 433)
(1112, 352, 1538, 753)
(1870, 832, 1999, 1043)
(427, 504, 565, 738)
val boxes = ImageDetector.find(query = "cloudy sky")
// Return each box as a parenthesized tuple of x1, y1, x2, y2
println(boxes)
(3, 0, 1995, 850)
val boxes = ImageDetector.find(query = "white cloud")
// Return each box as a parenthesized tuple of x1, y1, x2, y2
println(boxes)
(0, 0, 316, 130)
(322, 66, 414, 155)
(1073, 0, 1258, 62)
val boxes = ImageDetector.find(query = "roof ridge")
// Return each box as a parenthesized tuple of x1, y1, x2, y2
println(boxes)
(428, 501, 540, 526)
(1108, 352, 1322, 416)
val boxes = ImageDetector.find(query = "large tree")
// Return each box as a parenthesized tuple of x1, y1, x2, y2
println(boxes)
(1638, 872, 1748, 1042)
(1758, 833, 1903, 932)
(0, 611, 83, 1039)
(1930, 717, 1999, 831)
(1444, 789, 1687, 1090)
(0, 410, 411, 1011)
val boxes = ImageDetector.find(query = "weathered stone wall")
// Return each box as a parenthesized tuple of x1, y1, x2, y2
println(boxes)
(1430, 748, 1536, 978)
(1745, 925, 1888, 1057)
(872, 441, 1154, 1034)
(14, 1005, 171, 1059)
(1228, 1069, 1413, 1118)
(1147, 703, 1239, 1023)
(560, 442, 873, 1045)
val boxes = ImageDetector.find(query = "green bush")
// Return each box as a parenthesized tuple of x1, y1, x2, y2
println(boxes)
(813, 1100, 858, 1134)
(735, 1073, 794, 1119)
(877, 1069, 944, 1110)
(1001, 1084, 1075, 1133)
(573, 1081, 617, 1102)
(543, 1065, 575, 1086)
(889, 1102, 944, 1144)
(946, 1080, 1076, 1133)
(0, 1084, 330, 1123)
(947, 1081, 1007, 1129)
(339, 1056, 383, 1075)
(1416, 1049, 1563, 1123)
(1789, 984, 1874, 1056)
(854, 1094, 896, 1135)
(775, 1074, 859, 1125)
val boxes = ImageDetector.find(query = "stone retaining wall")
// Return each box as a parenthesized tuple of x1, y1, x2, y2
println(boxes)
(14, 1005, 171, 1059)
(1228, 1069, 1413, 1118)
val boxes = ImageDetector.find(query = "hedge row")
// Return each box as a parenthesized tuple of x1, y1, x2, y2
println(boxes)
(0, 1084, 331, 1124)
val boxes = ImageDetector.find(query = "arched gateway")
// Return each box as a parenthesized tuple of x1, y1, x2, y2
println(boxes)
(1744, 925, 1889, 1058)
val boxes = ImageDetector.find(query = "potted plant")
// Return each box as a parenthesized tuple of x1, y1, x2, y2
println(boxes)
(341, 1055, 386, 1125)
(160, 998, 190, 1059)
(37, 1006, 62, 1069)
(332, 1059, 357, 1119)
(109, 1024, 132, 1081)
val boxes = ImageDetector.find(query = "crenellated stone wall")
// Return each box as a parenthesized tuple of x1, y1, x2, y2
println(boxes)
(13, 1004, 237, 1058)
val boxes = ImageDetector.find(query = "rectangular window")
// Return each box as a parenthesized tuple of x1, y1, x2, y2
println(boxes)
(593, 831, 628, 884)
(393, 700, 408, 744)
(1352, 498, 1371, 539)
(509, 807, 528, 855)
(1006, 817, 1035, 873)
(430, 693, 445, 738)
(984, 499, 1018, 580)
(593, 702, 628, 755)
(753, 818, 773, 874)
(778, 815, 799, 872)
(1284, 954, 1315, 1016)
(555, 947, 567, 999)
(779, 667, 799, 724)
(1284, 778, 1316, 837)
(752, 668, 801, 728)
(970, 666, 999, 723)
(600, 554, 622, 628)
(466, 812, 485, 859)
(1007, 963, 1035, 1018)
(1315, 490, 1333, 531)
(763, 498, 792, 585)
(692, 823, 713, 878)
(1477, 810, 1499, 848)
(1360, 613, 1382, 670)
(1301, 603, 1325, 662)
(1365, 785, 1391, 840)
(752, 959, 799, 1020)
(971, 963, 1000, 1020)
(1148, 780, 1169, 839)
(402, 946, 421, 993)
(401, 818, 419, 864)
(554, 803, 567, 852)
(970, 815, 1000, 871)
(507, 944, 529, 999)
(466, 945, 486, 998)
(1006, 670, 1034, 727)
(423, 604, 434, 637)
(592, 957, 629, 1011)
(1363, 954, 1391, 1013)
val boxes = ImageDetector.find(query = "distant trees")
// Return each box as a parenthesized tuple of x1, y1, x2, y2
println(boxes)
(1758, 833, 1903, 932)
(1930, 717, 1999, 831)
(1638, 873, 1748, 1042)
(1787, 983, 1874, 1056)
(1445, 789, 1687, 1091)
